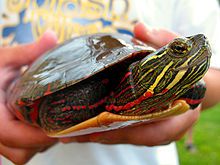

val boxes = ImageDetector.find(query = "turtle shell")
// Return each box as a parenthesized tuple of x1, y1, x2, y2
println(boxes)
(8, 33, 191, 137)
(9, 33, 154, 105)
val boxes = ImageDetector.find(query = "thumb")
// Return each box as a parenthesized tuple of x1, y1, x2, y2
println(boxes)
(134, 22, 178, 48)
(0, 31, 58, 68)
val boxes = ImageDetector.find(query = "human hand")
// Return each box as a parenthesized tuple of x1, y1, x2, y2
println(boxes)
(60, 23, 200, 145)
(0, 31, 58, 164)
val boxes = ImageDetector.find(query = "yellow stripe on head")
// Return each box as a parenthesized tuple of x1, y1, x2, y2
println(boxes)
(148, 61, 173, 92)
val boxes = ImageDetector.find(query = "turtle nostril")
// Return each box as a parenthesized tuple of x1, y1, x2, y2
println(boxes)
(196, 34, 206, 40)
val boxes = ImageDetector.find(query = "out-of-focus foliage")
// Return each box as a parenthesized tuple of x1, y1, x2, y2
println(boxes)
(177, 103, 220, 165)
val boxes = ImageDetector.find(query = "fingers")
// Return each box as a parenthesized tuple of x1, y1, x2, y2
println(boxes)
(203, 68, 220, 109)
(0, 106, 56, 164)
(133, 22, 178, 48)
(0, 105, 58, 148)
(0, 31, 57, 68)
(60, 108, 200, 146)
(0, 142, 39, 165)
(0, 121, 57, 148)
(0, 142, 54, 165)
(0, 67, 19, 90)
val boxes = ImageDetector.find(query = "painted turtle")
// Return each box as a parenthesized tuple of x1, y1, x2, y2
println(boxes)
(8, 33, 211, 137)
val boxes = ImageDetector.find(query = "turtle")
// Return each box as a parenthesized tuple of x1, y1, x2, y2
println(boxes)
(8, 33, 211, 137)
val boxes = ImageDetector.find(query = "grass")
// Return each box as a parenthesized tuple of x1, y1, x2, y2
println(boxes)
(177, 103, 220, 165)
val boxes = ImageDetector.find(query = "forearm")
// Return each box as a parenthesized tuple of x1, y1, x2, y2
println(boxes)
(202, 68, 220, 110)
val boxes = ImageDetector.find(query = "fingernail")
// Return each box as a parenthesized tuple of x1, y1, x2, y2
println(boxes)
(137, 22, 153, 32)
(38, 30, 58, 45)
(36, 30, 58, 53)
(137, 23, 161, 38)
(151, 28, 160, 35)
(44, 29, 58, 41)
(134, 22, 154, 42)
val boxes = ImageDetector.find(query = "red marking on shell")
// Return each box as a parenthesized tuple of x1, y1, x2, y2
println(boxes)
(69, 97, 108, 110)
(44, 84, 52, 96)
(17, 99, 26, 106)
(56, 114, 73, 121)
(81, 105, 87, 109)
(15, 109, 25, 121)
(70, 106, 75, 110)
(29, 99, 41, 123)
(88, 97, 108, 110)
(77, 106, 81, 110)
(62, 106, 71, 111)
(52, 99, 65, 105)
(88, 105, 93, 109)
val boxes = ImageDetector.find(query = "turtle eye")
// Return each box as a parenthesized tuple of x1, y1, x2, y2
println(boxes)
(172, 44, 187, 53)
(169, 39, 192, 57)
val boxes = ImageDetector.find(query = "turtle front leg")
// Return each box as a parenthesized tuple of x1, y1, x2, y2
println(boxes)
(179, 80, 206, 109)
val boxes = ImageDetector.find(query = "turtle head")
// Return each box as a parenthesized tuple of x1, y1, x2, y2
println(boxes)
(132, 34, 211, 97)
(167, 34, 211, 71)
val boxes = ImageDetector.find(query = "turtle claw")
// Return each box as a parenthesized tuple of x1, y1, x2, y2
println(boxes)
(49, 99, 189, 137)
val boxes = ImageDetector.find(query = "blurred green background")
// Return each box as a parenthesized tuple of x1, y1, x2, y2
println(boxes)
(177, 103, 220, 164)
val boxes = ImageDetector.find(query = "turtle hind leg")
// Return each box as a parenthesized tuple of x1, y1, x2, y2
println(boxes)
(38, 77, 110, 133)
(180, 80, 206, 109)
